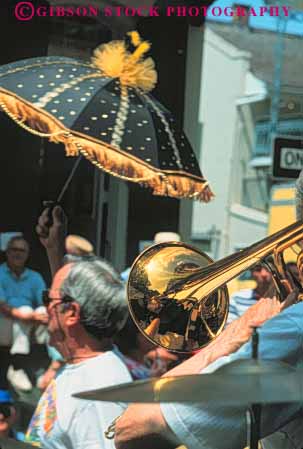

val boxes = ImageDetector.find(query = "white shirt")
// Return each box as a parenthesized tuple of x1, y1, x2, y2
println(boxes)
(26, 351, 132, 449)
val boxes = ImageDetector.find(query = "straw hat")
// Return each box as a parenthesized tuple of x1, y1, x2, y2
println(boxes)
(65, 235, 94, 256)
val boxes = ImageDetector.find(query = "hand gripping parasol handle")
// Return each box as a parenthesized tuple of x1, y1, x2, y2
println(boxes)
(42, 200, 60, 227)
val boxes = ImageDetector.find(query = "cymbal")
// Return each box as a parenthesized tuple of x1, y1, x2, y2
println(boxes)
(74, 359, 302, 405)
(0, 438, 37, 449)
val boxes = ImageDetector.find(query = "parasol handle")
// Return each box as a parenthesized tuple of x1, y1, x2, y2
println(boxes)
(56, 155, 83, 203)
(42, 155, 83, 226)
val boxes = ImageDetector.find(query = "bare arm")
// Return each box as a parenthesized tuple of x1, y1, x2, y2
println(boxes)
(36, 206, 67, 277)
(115, 295, 293, 449)
(164, 295, 284, 377)
(115, 403, 179, 449)
(0, 302, 47, 323)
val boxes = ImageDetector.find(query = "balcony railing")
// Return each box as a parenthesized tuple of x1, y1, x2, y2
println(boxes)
(254, 118, 303, 157)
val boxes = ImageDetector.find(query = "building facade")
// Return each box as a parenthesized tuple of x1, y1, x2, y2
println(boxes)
(190, 17, 303, 260)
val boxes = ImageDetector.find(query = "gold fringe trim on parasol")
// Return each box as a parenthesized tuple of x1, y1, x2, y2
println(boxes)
(91, 31, 157, 93)
(0, 89, 214, 202)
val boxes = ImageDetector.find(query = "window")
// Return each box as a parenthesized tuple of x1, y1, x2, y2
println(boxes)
(242, 171, 270, 211)
(50, 17, 112, 49)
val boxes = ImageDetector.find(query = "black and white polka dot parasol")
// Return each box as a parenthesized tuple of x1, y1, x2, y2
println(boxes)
(0, 32, 213, 202)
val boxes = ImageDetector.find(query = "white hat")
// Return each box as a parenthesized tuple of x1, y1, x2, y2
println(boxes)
(153, 232, 181, 244)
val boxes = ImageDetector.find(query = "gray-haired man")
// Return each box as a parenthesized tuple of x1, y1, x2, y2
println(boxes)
(26, 208, 132, 449)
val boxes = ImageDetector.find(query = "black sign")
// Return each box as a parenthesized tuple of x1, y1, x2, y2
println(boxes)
(273, 137, 303, 179)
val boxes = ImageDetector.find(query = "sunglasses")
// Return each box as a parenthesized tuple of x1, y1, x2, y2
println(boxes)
(0, 404, 12, 418)
(42, 290, 74, 308)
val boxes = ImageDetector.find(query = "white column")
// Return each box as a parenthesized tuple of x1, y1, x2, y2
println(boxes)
(179, 26, 205, 243)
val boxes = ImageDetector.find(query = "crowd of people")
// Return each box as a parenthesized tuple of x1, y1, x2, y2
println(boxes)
(0, 193, 303, 449)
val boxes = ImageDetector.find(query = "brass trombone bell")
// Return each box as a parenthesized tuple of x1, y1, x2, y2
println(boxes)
(127, 242, 229, 353)
(127, 220, 303, 353)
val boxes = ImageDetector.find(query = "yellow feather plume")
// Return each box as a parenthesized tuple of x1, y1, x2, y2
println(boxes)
(131, 42, 151, 62)
(91, 32, 157, 93)
(91, 41, 127, 79)
(128, 31, 141, 47)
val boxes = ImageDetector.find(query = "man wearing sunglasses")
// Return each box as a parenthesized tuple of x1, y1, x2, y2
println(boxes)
(0, 236, 48, 391)
(26, 206, 132, 449)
